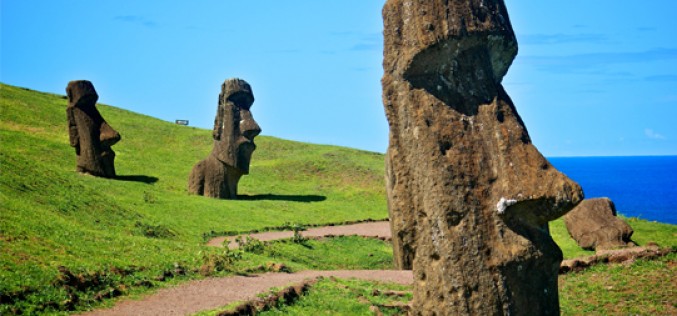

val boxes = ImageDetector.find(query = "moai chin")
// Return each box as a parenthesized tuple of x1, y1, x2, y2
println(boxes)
(66, 80, 121, 178)
(381, 0, 584, 315)
(188, 78, 261, 199)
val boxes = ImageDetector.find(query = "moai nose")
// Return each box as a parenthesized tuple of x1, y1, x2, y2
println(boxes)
(240, 110, 261, 140)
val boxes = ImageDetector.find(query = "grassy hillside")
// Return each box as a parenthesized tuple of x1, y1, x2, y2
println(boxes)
(0, 83, 390, 314)
(1, 83, 675, 314)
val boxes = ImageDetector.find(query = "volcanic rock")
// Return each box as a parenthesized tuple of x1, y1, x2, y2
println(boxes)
(381, 0, 583, 314)
(66, 80, 121, 178)
(564, 197, 634, 251)
(188, 78, 261, 199)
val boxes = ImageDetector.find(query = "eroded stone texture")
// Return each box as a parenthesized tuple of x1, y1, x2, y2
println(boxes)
(188, 78, 261, 199)
(382, 1, 584, 314)
(564, 198, 634, 251)
(66, 80, 121, 178)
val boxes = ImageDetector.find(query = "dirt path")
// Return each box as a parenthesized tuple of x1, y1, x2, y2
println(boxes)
(82, 220, 671, 315)
(81, 222, 399, 315)
(207, 221, 392, 248)
(80, 270, 413, 316)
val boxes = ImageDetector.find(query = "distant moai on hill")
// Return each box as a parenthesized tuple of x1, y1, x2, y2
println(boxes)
(381, 0, 583, 314)
(188, 78, 261, 199)
(66, 80, 121, 178)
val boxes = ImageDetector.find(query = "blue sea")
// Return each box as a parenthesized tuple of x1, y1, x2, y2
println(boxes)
(549, 156, 677, 225)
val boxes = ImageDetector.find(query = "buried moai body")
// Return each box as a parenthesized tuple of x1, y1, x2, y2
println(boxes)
(66, 80, 121, 178)
(188, 79, 261, 199)
(382, 0, 583, 315)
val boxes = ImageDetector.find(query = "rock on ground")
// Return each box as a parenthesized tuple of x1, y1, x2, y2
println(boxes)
(564, 197, 634, 251)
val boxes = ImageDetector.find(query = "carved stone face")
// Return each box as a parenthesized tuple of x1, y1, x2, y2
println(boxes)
(212, 78, 261, 174)
(66, 80, 120, 177)
(382, 1, 582, 314)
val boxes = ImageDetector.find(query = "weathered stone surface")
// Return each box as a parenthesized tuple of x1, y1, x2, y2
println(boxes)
(564, 198, 634, 251)
(188, 78, 261, 199)
(382, 0, 584, 314)
(66, 80, 121, 178)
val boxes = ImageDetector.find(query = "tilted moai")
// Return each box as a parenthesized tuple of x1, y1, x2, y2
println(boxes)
(382, 0, 583, 314)
(188, 78, 261, 199)
(66, 80, 121, 178)
(564, 198, 634, 251)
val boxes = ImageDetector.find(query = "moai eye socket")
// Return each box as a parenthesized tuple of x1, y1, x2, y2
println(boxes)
(227, 91, 254, 110)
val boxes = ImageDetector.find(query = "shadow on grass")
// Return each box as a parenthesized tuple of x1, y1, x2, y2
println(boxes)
(238, 194, 326, 203)
(298, 241, 314, 249)
(115, 175, 159, 184)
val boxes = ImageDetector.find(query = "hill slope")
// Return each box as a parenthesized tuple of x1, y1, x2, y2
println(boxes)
(0, 83, 390, 313)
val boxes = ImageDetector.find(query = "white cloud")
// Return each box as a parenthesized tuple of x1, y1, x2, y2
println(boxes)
(644, 128, 666, 140)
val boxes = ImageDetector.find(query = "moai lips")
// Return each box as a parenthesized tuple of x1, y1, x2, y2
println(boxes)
(66, 80, 121, 178)
(381, 1, 584, 315)
(188, 78, 261, 199)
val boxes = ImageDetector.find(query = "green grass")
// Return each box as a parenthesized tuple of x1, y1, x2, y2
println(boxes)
(192, 277, 412, 316)
(624, 216, 677, 247)
(550, 218, 596, 259)
(0, 83, 389, 314)
(262, 236, 394, 271)
(550, 216, 677, 260)
(1, 82, 675, 314)
(257, 278, 412, 316)
(223, 254, 676, 315)
(192, 301, 245, 316)
(560, 252, 676, 315)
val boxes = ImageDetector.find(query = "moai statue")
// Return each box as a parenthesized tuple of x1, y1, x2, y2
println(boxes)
(188, 78, 261, 199)
(66, 80, 121, 178)
(564, 198, 634, 251)
(382, 0, 584, 315)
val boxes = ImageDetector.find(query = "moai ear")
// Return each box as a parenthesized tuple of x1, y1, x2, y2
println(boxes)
(212, 99, 224, 141)
(66, 86, 74, 103)
(67, 107, 79, 149)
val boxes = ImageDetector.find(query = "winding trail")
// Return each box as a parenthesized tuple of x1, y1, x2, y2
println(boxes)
(81, 221, 404, 316)
(81, 220, 669, 315)
(207, 221, 392, 248)
(80, 270, 413, 316)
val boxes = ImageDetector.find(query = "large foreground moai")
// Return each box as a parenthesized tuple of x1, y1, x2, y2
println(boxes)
(66, 80, 121, 178)
(382, 1, 584, 314)
(188, 78, 261, 199)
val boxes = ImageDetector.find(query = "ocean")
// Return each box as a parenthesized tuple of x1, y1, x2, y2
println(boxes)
(549, 156, 677, 225)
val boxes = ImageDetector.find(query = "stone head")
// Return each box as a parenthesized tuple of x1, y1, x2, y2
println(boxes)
(212, 78, 261, 174)
(66, 80, 120, 147)
(67, 80, 99, 111)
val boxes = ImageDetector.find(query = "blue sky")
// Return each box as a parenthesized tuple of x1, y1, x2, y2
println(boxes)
(2, 1, 676, 156)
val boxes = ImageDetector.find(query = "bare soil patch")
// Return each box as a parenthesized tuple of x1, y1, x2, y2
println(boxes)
(79, 270, 412, 316)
